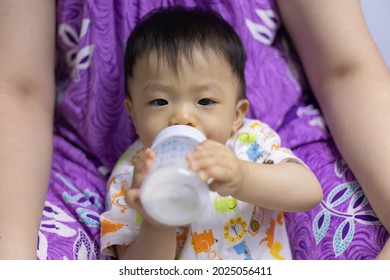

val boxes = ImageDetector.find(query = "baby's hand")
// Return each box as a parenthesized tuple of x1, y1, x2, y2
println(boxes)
(124, 148, 153, 213)
(187, 140, 245, 197)
(124, 148, 173, 228)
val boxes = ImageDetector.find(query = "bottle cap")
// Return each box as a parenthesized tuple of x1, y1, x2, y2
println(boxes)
(151, 125, 206, 149)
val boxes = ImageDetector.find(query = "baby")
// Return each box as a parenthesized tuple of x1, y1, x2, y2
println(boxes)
(100, 6, 322, 260)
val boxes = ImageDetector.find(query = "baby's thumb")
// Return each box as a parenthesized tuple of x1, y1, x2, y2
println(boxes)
(132, 149, 153, 187)
(125, 188, 140, 205)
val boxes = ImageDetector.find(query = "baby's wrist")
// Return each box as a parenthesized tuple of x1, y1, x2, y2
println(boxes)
(232, 160, 249, 198)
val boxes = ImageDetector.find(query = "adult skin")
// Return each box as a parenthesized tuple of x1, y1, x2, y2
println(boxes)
(277, 0, 390, 258)
(0, 0, 55, 259)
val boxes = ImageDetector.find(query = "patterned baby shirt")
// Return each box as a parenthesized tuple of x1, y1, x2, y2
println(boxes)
(100, 118, 308, 259)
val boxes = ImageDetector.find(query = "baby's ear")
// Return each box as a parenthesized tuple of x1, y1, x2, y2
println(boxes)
(124, 98, 135, 119)
(232, 99, 249, 133)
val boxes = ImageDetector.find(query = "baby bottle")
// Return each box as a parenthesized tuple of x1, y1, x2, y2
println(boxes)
(140, 125, 209, 226)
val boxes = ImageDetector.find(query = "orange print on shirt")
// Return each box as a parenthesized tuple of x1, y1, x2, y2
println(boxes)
(250, 122, 261, 129)
(101, 219, 125, 237)
(176, 226, 189, 249)
(259, 218, 285, 260)
(111, 183, 130, 214)
(192, 229, 214, 254)
(277, 211, 284, 225)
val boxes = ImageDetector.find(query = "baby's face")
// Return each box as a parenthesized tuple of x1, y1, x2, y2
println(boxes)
(126, 49, 248, 148)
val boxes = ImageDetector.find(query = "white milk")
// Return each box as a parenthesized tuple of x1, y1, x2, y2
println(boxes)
(140, 125, 209, 226)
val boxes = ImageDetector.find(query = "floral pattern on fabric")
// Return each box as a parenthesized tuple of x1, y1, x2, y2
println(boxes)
(44, 0, 388, 259)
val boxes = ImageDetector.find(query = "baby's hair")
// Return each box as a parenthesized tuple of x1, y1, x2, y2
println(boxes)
(124, 6, 247, 99)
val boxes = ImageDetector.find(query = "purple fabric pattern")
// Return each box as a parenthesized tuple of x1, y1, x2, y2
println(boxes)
(42, 0, 388, 259)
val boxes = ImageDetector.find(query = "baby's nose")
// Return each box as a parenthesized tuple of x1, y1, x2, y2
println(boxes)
(169, 107, 197, 127)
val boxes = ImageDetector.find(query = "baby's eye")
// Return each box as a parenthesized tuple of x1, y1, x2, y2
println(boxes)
(150, 99, 168, 106)
(198, 98, 215, 106)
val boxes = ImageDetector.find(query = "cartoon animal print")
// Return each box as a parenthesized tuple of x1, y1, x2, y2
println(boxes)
(234, 241, 252, 260)
(111, 181, 130, 213)
(259, 218, 285, 260)
(248, 206, 264, 236)
(176, 226, 189, 249)
(130, 147, 146, 166)
(259, 124, 276, 141)
(192, 229, 215, 254)
(250, 121, 276, 141)
(237, 132, 257, 145)
(271, 143, 280, 151)
(214, 197, 238, 214)
(246, 141, 263, 162)
(250, 122, 261, 130)
(224, 217, 247, 243)
(101, 219, 125, 237)
(276, 212, 284, 225)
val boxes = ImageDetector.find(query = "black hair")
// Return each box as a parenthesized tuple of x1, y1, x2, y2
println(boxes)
(124, 6, 247, 99)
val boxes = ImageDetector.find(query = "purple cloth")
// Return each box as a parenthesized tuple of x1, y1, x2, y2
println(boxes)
(42, 0, 388, 259)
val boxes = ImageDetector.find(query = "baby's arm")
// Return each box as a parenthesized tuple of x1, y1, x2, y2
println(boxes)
(115, 221, 176, 260)
(188, 140, 322, 212)
(115, 149, 177, 260)
(235, 160, 322, 212)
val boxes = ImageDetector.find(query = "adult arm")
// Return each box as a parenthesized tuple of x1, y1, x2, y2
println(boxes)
(276, 0, 390, 231)
(0, 0, 55, 259)
(376, 238, 390, 260)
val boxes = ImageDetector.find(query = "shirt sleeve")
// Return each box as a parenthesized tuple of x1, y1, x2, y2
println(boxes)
(227, 118, 308, 167)
(100, 140, 144, 257)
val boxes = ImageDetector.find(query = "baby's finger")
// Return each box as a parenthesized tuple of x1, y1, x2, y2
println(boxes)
(195, 139, 221, 150)
(188, 152, 231, 173)
(209, 181, 232, 197)
(202, 165, 232, 183)
(187, 152, 212, 171)
(125, 188, 140, 205)
(192, 141, 232, 159)
(132, 148, 155, 189)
